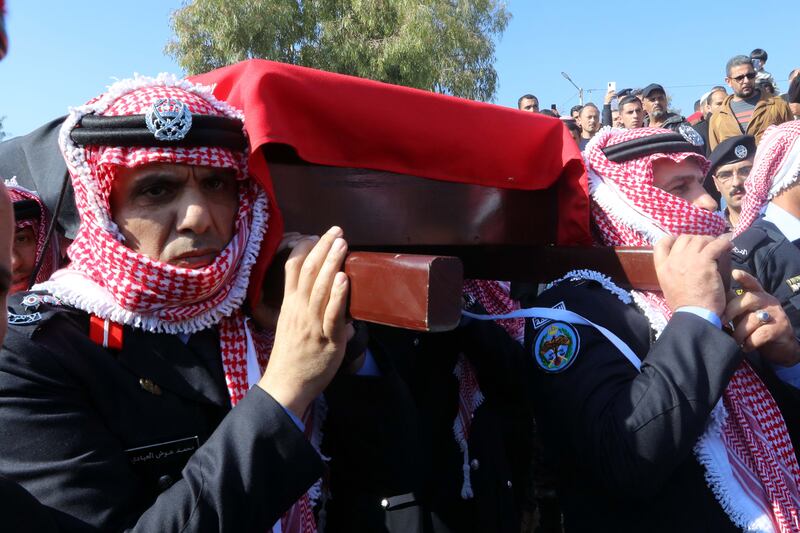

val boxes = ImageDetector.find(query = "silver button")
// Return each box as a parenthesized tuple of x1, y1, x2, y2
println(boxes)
(412, 338, 420, 347)
(506, 480, 513, 488)
(470, 459, 480, 470)
(380, 498, 389, 508)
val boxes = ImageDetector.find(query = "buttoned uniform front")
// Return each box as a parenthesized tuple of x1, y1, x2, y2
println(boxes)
(0, 292, 416, 532)
(356, 319, 535, 533)
(516, 279, 800, 533)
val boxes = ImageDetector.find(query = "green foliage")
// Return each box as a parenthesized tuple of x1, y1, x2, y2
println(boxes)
(166, 0, 510, 101)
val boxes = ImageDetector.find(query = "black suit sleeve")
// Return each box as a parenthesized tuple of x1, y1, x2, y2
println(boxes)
(758, 244, 800, 341)
(133, 389, 323, 533)
(0, 476, 58, 533)
(531, 287, 742, 500)
(601, 104, 613, 127)
(0, 331, 322, 533)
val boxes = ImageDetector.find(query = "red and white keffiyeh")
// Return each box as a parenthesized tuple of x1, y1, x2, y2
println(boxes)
(735, 121, 800, 236)
(4, 177, 61, 289)
(584, 127, 726, 245)
(38, 74, 318, 533)
(585, 126, 800, 533)
(463, 279, 524, 342)
(250, 328, 326, 533)
(452, 353, 484, 499)
(451, 280, 524, 499)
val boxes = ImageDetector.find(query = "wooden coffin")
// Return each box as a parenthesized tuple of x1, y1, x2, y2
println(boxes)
(192, 60, 658, 331)
(264, 147, 658, 331)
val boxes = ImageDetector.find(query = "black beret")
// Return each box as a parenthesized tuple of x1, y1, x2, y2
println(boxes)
(708, 135, 756, 176)
(602, 132, 703, 163)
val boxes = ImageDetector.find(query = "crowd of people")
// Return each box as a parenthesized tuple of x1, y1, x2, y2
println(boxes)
(4, 4, 800, 529)
(521, 49, 800, 220)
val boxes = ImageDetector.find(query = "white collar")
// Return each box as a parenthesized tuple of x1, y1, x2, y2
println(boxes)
(763, 202, 800, 242)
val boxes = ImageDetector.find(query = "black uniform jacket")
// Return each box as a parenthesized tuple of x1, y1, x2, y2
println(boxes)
(0, 292, 413, 532)
(732, 217, 800, 339)
(361, 320, 535, 533)
(518, 279, 800, 533)
(0, 475, 59, 532)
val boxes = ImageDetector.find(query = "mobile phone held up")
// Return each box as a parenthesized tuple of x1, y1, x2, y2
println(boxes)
(607, 81, 616, 93)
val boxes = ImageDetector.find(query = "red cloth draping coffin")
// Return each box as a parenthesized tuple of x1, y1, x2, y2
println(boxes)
(190, 59, 590, 304)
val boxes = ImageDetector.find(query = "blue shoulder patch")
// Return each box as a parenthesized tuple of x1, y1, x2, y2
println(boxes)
(533, 321, 580, 373)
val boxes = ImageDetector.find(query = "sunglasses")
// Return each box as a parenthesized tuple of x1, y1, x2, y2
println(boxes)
(731, 72, 756, 82)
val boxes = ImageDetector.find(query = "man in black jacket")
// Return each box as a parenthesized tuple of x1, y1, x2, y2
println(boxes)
(0, 75, 413, 532)
(641, 83, 703, 146)
(0, 181, 58, 533)
(518, 126, 800, 532)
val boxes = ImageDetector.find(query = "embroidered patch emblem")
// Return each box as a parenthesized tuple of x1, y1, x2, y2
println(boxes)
(786, 275, 800, 293)
(21, 293, 61, 310)
(532, 301, 566, 330)
(734, 144, 748, 159)
(8, 312, 42, 325)
(533, 322, 580, 373)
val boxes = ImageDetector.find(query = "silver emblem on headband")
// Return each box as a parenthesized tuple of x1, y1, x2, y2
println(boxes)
(679, 124, 704, 147)
(734, 144, 748, 159)
(145, 98, 192, 141)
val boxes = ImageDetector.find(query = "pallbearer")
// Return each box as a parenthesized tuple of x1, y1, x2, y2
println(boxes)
(518, 127, 800, 532)
(0, 74, 413, 532)
(732, 122, 800, 388)
(4, 178, 61, 293)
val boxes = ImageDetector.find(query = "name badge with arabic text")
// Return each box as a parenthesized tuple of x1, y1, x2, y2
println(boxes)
(125, 435, 200, 465)
(125, 435, 200, 493)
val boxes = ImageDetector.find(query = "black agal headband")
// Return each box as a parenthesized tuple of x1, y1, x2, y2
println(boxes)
(13, 199, 40, 222)
(602, 133, 703, 163)
(70, 98, 247, 150)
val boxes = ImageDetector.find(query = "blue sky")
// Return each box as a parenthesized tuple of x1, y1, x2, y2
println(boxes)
(2, 0, 798, 138)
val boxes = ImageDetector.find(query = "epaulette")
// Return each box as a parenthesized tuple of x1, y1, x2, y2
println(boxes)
(731, 226, 769, 262)
(6, 291, 74, 330)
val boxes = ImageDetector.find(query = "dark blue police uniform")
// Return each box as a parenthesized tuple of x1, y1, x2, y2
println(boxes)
(0, 292, 415, 532)
(732, 217, 800, 341)
(517, 278, 800, 533)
